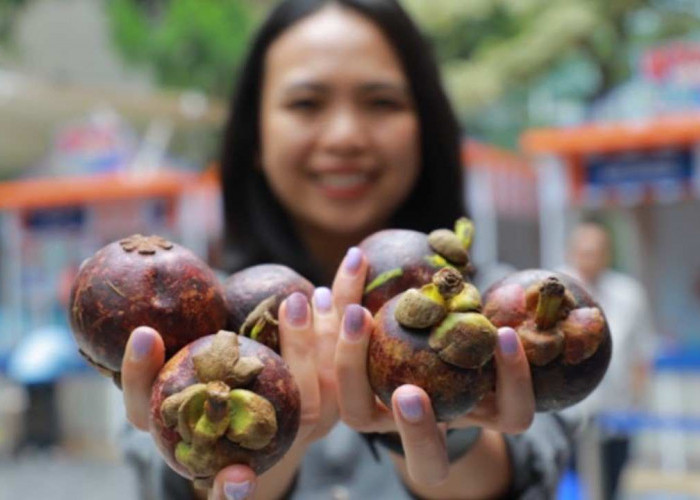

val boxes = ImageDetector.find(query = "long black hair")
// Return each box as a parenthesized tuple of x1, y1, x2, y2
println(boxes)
(221, 0, 465, 283)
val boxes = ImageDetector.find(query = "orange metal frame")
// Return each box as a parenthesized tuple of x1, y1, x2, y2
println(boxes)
(0, 168, 220, 211)
(521, 113, 700, 156)
(521, 113, 700, 205)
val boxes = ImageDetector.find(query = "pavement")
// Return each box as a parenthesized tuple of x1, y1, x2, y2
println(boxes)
(0, 450, 138, 500)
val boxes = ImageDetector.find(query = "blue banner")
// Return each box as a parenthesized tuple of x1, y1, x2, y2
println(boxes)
(585, 148, 694, 187)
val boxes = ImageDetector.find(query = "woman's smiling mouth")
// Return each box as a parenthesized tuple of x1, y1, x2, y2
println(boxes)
(311, 170, 377, 199)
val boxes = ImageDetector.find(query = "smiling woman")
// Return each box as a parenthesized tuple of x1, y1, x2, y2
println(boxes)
(259, 5, 420, 266)
(119, 1, 579, 499)
(220, 0, 465, 285)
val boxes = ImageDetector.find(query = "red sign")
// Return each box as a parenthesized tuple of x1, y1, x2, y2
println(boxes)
(642, 43, 700, 87)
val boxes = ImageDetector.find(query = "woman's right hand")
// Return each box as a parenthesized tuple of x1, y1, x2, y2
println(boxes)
(120, 280, 344, 499)
(121, 327, 250, 499)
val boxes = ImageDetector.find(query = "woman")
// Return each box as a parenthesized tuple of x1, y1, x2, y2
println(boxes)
(121, 1, 578, 499)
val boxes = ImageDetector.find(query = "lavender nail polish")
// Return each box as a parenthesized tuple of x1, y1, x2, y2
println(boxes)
(313, 287, 332, 313)
(397, 393, 424, 422)
(498, 327, 519, 356)
(285, 292, 308, 327)
(224, 481, 254, 500)
(343, 247, 362, 274)
(343, 304, 365, 341)
(130, 328, 154, 361)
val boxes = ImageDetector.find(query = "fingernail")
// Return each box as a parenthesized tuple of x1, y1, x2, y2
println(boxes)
(224, 480, 254, 500)
(343, 247, 362, 274)
(285, 292, 309, 327)
(343, 304, 365, 341)
(397, 393, 424, 423)
(130, 328, 154, 362)
(313, 287, 332, 313)
(498, 327, 519, 357)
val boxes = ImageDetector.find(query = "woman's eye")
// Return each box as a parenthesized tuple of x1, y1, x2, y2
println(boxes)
(287, 99, 320, 111)
(369, 98, 404, 111)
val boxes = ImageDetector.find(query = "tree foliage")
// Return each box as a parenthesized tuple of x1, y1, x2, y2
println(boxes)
(0, 0, 27, 45)
(3, 0, 698, 147)
(106, 0, 260, 96)
(403, 0, 700, 145)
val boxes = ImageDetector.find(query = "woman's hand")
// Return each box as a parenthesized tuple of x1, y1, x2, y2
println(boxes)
(119, 277, 348, 499)
(121, 326, 258, 499)
(332, 248, 536, 487)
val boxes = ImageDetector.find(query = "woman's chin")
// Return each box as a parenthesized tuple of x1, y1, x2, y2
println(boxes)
(314, 215, 386, 240)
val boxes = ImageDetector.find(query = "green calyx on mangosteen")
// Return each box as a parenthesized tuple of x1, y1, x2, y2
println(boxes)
(394, 267, 497, 370)
(361, 217, 477, 315)
(150, 330, 300, 482)
(368, 267, 497, 421)
(482, 269, 612, 411)
(223, 264, 314, 353)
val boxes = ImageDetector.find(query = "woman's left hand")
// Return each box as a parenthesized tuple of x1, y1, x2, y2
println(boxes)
(332, 248, 536, 487)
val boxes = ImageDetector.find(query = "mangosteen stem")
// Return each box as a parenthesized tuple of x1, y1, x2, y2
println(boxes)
(240, 296, 278, 339)
(535, 277, 565, 330)
(203, 382, 231, 423)
(432, 267, 464, 299)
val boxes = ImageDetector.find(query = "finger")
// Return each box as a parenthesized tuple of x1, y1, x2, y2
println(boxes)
(279, 293, 321, 438)
(209, 464, 256, 500)
(312, 286, 338, 379)
(331, 247, 367, 313)
(335, 304, 393, 432)
(392, 385, 449, 486)
(493, 327, 535, 433)
(122, 326, 165, 430)
(309, 286, 340, 439)
(470, 327, 535, 434)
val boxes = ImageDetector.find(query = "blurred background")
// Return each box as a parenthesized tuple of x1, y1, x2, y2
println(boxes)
(0, 0, 699, 498)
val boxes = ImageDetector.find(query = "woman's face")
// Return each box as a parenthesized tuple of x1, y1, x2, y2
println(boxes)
(259, 5, 420, 238)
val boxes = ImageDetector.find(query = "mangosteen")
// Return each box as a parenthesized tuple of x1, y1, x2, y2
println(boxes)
(68, 234, 228, 387)
(360, 217, 476, 314)
(150, 330, 300, 487)
(482, 269, 612, 411)
(368, 267, 496, 421)
(223, 264, 314, 353)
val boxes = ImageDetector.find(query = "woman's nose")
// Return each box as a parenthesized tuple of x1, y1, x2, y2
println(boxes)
(320, 107, 368, 154)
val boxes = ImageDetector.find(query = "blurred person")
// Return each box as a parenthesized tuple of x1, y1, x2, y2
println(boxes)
(118, 1, 580, 499)
(562, 220, 657, 500)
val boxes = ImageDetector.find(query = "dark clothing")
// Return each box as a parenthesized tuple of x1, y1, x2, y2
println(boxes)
(122, 412, 581, 499)
(602, 436, 630, 500)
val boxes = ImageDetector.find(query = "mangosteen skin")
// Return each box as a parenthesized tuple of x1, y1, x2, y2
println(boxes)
(223, 264, 314, 352)
(149, 334, 300, 478)
(360, 229, 470, 315)
(482, 269, 612, 412)
(368, 295, 495, 422)
(68, 235, 228, 384)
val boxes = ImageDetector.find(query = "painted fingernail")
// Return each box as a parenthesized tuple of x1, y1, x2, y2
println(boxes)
(285, 292, 309, 327)
(224, 480, 254, 500)
(343, 304, 365, 341)
(343, 247, 362, 274)
(397, 393, 424, 423)
(498, 327, 519, 357)
(313, 287, 332, 313)
(129, 328, 154, 362)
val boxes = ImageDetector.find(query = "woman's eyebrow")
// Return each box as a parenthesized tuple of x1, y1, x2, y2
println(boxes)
(283, 81, 329, 94)
(358, 82, 410, 95)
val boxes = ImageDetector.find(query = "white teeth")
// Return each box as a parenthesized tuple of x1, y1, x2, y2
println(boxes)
(317, 172, 369, 189)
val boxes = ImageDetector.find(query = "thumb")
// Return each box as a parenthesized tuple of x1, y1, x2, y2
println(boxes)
(210, 464, 257, 500)
(121, 326, 165, 430)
